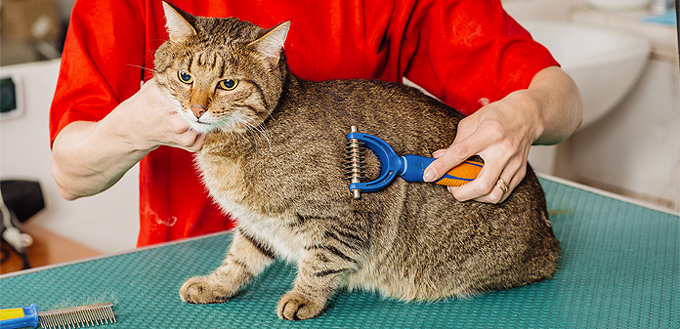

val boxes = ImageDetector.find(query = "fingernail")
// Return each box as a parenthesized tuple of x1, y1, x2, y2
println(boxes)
(423, 169, 437, 182)
(432, 150, 446, 158)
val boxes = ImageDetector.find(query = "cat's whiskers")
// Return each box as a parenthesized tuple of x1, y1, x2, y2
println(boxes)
(232, 117, 268, 158)
(217, 116, 256, 149)
(241, 116, 272, 153)
(126, 64, 159, 75)
(217, 110, 272, 155)
(244, 117, 272, 149)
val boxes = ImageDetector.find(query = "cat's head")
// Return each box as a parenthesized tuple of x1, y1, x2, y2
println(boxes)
(154, 2, 290, 134)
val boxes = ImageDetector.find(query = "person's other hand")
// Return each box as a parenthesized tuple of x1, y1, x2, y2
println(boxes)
(107, 78, 205, 153)
(423, 91, 542, 203)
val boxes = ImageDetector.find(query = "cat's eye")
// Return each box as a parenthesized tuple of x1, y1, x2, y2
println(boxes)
(218, 79, 238, 90)
(178, 71, 194, 84)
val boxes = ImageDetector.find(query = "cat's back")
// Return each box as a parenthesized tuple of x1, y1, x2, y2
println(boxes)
(277, 77, 463, 156)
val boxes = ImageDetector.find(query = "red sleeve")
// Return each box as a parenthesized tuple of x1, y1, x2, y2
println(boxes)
(399, 0, 559, 115)
(49, 0, 146, 145)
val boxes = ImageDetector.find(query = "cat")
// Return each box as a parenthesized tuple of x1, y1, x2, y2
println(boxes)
(154, 2, 560, 321)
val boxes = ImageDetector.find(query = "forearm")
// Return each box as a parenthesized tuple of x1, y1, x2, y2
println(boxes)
(51, 120, 151, 200)
(51, 79, 204, 200)
(522, 66, 583, 145)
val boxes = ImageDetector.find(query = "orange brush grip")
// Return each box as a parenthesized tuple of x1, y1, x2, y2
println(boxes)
(435, 160, 483, 187)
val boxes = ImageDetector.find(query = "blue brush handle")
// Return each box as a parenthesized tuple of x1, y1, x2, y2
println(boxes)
(0, 304, 39, 329)
(400, 155, 482, 185)
(398, 154, 436, 182)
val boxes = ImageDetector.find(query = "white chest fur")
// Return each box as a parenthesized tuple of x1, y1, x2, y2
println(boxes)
(223, 200, 303, 264)
(196, 151, 303, 264)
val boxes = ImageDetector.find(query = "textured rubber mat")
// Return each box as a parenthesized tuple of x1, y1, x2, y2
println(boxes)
(1, 178, 678, 328)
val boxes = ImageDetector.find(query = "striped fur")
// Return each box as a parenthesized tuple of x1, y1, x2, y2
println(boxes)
(156, 2, 560, 321)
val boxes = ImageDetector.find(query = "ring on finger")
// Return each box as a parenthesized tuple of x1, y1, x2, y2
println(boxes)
(496, 178, 509, 194)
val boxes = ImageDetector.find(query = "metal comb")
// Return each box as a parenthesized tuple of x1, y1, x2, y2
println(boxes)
(344, 126, 368, 199)
(0, 302, 116, 329)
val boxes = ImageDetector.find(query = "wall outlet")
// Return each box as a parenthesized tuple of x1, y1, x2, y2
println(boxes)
(0, 75, 24, 121)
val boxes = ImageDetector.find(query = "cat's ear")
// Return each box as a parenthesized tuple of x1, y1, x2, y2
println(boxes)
(249, 21, 291, 65)
(162, 1, 197, 42)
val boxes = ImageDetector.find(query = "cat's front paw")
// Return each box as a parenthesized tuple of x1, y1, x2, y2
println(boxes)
(179, 276, 233, 304)
(276, 291, 326, 320)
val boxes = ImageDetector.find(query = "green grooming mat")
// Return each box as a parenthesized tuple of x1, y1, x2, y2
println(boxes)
(1, 177, 678, 328)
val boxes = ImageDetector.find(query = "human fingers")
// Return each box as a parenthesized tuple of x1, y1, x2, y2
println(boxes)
(163, 114, 205, 152)
(493, 160, 527, 203)
(446, 147, 503, 202)
(429, 137, 514, 203)
(178, 130, 205, 153)
(432, 149, 447, 158)
(457, 151, 527, 203)
(447, 120, 532, 203)
(423, 126, 482, 183)
(105, 82, 174, 151)
(440, 108, 532, 202)
(139, 79, 206, 152)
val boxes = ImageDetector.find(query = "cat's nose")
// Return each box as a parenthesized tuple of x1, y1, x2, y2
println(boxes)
(190, 105, 206, 119)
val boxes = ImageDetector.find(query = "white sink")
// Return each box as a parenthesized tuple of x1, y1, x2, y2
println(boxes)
(520, 20, 651, 130)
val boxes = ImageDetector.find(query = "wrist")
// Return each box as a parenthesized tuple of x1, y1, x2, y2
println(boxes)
(497, 89, 545, 145)
(99, 100, 159, 154)
(524, 66, 584, 145)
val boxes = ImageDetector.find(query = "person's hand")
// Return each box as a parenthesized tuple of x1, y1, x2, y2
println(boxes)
(52, 78, 205, 200)
(105, 78, 205, 153)
(422, 66, 582, 203)
(423, 90, 542, 203)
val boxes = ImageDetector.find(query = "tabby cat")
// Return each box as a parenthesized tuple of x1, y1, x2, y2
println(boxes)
(154, 2, 560, 321)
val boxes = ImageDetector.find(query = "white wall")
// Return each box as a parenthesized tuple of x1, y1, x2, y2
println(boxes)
(0, 59, 139, 253)
(502, 0, 576, 21)
(504, 0, 680, 212)
(567, 6, 680, 211)
(571, 57, 680, 210)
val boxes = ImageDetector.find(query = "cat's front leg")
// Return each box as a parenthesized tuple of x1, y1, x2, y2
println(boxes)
(277, 230, 365, 320)
(180, 228, 275, 304)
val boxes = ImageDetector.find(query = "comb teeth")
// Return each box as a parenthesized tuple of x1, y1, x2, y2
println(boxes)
(38, 303, 116, 329)
(344, 126, 367, 199)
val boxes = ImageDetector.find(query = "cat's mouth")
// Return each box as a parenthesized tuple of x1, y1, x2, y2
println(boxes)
(186, 116, 220, 134)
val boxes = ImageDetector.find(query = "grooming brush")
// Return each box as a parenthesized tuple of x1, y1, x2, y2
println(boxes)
(0, 302, 116, 329)
(344, 126, 483, 199)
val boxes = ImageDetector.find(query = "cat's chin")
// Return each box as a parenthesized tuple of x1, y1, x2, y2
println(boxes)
(189, 121, 220, 134)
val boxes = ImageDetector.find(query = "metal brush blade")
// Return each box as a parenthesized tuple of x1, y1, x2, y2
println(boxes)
(38, 303, 116, 329)
(344, 126, 368, 199)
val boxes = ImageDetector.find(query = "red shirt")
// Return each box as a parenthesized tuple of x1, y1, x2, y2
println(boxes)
(50, 0, 558, 247)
